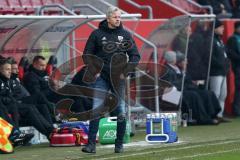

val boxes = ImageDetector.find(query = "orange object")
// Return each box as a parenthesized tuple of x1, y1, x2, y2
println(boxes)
(0, 117, 13, 153)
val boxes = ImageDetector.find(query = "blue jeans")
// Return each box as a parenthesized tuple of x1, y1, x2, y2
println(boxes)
(91, 76, 126, 116)
(87, 76, 127, 145)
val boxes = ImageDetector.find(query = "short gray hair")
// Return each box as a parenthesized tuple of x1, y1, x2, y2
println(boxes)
(164, 51, 176, 64)
(106, 6, 120, 18)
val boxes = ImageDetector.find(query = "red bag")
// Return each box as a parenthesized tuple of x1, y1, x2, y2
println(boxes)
(50, 127, 88, 147)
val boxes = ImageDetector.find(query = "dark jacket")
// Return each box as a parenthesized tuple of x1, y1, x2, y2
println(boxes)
(210, 34, 230, 76)
(0, 74, 16, 105)
(162, 64, 198, 91)
(10, 75, 30, 100)
(23, 65, 50, 95)
(226, 32, 240, 69)
(83, 19, 140, 80)
(197, 0, 224, 14)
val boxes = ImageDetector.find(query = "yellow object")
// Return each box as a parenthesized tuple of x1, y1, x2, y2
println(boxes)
(0, 117, 13, 153)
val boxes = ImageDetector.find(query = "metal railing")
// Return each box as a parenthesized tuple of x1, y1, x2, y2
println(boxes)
(37, 4, 75, 15)
(160, 0, 190, 15)
(71, 4, 104, 15)
(186, 0, 213, 14)
(124, 0, 153, 19)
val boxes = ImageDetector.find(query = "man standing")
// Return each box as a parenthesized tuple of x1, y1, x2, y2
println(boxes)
(226, 21, 240, 116)
(209, 19, 230, 121)
(81, 6, 140, 153)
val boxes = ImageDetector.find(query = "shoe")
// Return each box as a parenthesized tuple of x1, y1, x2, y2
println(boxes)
(115, 143, 124, 153)
(217, 117, 231, 123)
(210, 119, 220, 125)
(115, 146, 124, 153)
(82, 144, 96, 153)
(12, 133, 34, 147)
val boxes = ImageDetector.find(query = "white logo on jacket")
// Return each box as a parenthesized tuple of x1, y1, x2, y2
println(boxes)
(118, 36, 123, 42)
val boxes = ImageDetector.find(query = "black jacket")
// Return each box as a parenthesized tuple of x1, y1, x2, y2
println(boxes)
(197, 0, 224, 14)
(83, 19, 140, 80)
(226, 32, 240, 69)
(0, 74, 16, 105)
(10, 75, 30, 100)
(210, 34, 230, 76)
(162, 64, 198, 91)
(23, 65, 50, 95)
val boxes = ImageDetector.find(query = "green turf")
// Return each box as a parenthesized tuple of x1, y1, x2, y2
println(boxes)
(1, 118, 240, 160)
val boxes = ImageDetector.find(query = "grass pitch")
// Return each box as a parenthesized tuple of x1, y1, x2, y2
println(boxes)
(1, 118, 240, 160)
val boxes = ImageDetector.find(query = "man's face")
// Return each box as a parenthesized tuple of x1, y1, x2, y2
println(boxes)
(11, 64, 19, 74)
(107, 10, 121, 29)
(33, 59, 47, 71)
(215, 25, 224, 35)
(0, 63, 11, 79)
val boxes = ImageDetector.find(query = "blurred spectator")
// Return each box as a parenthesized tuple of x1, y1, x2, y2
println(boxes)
(226, 21, 240, 116)
(171, 26, 192, 54)
(197, 0, 232, 18)
(172, 24, 211, 81)
(162, 51, 221, 125)
(209, 19, 230, 121)
(231, 0, 240, 18)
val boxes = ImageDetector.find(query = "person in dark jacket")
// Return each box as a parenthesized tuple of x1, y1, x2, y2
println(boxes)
(0, 58, 54, 139)
(70, 66, 92, 113)
(81, 6, 140, 154)
(0, 101, 34, 147)
(197, 0, 232, 18)
(210, 19, 230, 120)
(9, 58, 54, 124)
(23, 55, 62, 104)
(162, 51, 220, 125)
(226, 21, 240, 116)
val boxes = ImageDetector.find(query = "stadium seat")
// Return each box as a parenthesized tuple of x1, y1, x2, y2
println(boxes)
(19, 0, 35, 14)
(0, 0, 14, 15)
(31, 0, 43, 7)
(42, 0, 54, 5)
(18, 56, 29, 81)
(46, 55, 57, 76)
(20, 0, 32, 7)
(7, 0, 27, 14)
(52, 0, 64, 5)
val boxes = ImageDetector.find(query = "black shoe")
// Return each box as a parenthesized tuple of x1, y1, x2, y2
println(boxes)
(82, 144, 96, 153)
(210, 119, 220, 125)
(217, 117, 231, 123)
(115, 143, 124, 153)
(12, 133, 34, 147)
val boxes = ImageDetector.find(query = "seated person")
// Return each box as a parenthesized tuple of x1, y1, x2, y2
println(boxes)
(70, 66, 93, 113)
(162, 51, 221, 125)
(23, 56, 63, 104)
(9, 57, 54, 125)
(0, 58, 54, 140)
(0, 102, 34, 147)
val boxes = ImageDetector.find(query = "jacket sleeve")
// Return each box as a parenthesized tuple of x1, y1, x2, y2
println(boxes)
(127, 32, 141, 64)
(23, 75, 42, 95)
(83, 31, 97, 57)
(123, 32, 141, 76)
(226, 36, 240, 61)
(211, 40, 223, 68)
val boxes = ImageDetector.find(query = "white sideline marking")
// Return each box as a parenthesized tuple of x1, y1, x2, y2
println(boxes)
(95, 139, 240, 160)
(98, 140, 184, 149)
(164, 148, 240, 160)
